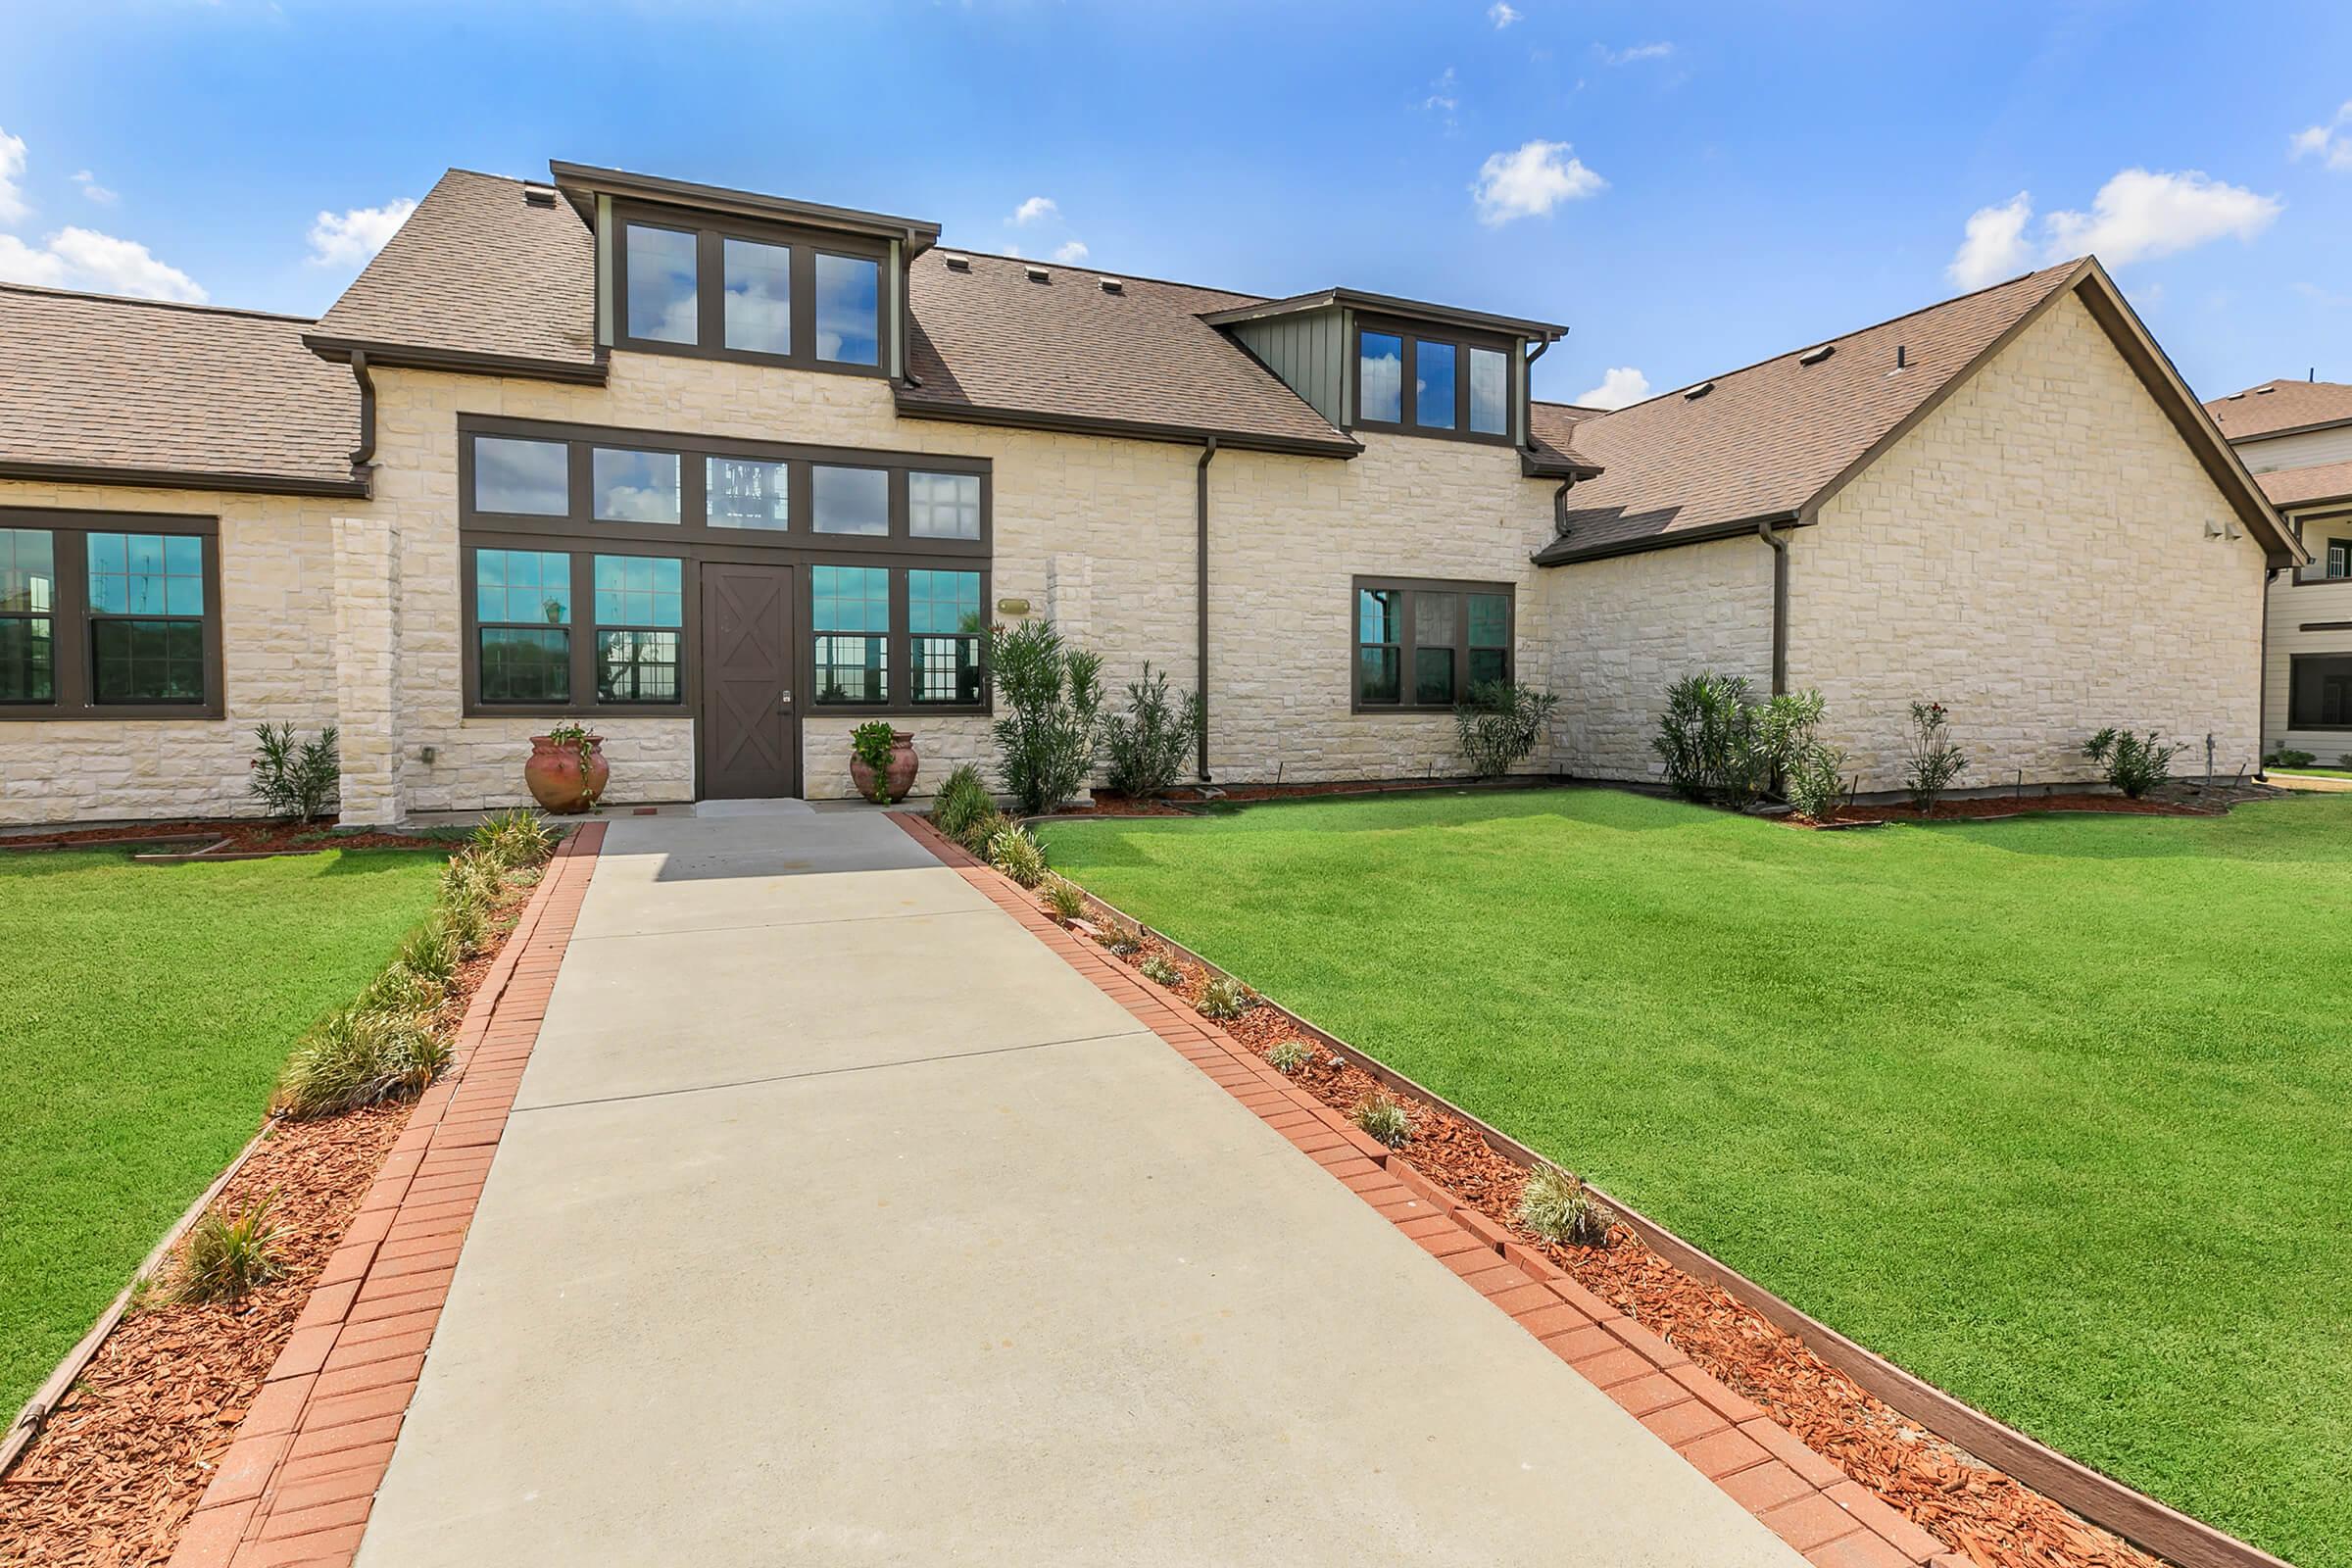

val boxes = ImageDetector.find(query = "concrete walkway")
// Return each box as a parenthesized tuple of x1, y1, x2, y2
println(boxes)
(356, 808, 1800, 1567)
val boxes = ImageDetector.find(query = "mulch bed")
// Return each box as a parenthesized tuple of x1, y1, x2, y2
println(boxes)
(0, 866, 536, 1567)
(1065, 911, 2167, 1568)
(1, 819, 455, 855)
(1806, 793, 2211, 826)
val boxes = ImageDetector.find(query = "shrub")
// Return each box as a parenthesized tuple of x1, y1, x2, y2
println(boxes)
(1652, 675, 1832, 808)
(1138, 954, 1183, 987)
(360, 959, 445, 1017)
(440, 850, 500, 911)
(439, 895, 489, 956)
(1099, 919, 1144, 956)
(2083, 728, 2181, 799)
(2264, 748, 2318, 769)
(274, 1007, 452, 1120)
(1903, 702, 1968, 815)
(172, 1196, 285, 1303)
(985, 825, 1050, 888)
(397, 920, 460, 987)
(929, 763, 994, 843)
(249, 723, 340, 822)
(1195, 974, 1254, 1020)
(2341, 754, 2352, 770)
(850, 719, 898, 803)
(1454, 680, 1562, 779)
(1043, 876, 1086, 921)
(958, 808, 1019, 857)
(1266, 1039, 1312, 1074)
(1516, 1164, 1611, 1249)
(1102, 662, 1202, 798)
(1351, 1091, 1412, 1150)
(987, 619, 1104, 814)
(1784, 743, 1850, 823)
(472, 808, 554, 869)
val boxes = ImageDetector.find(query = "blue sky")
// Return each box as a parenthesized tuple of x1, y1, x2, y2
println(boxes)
(1, 0, 2346, 407)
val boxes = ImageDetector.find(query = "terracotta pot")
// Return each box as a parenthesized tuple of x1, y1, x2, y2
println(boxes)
(524, 735, 609, 814)
(849, 730, 920, 805)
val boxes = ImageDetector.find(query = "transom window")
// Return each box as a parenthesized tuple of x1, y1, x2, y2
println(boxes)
(592, 448, 682, 524)
(909, 471, 981, 540)
(1353, 321, 1517, 445)
(611, 207, 888, 375)
(812, 466, 889, 536)
(1352, 576, 1513, 710)
(0, 513, 219, 717)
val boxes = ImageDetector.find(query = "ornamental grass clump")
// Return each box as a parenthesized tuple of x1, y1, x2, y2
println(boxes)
(1195, 974, 1254, 1020)
(1138, 954, 1183, 987)
(929, 763, 995, 843)
(472, 807, 554, 869)
(172, 1195, 285, 1304)
(1043, 876, 1086, 921)
(986, 825, 1050, 888)
(1351, 1091, 1413, 1150)
(1517, 1163, 1612, 1249)
(360, 959, 445, 1018)
(1099, 919, 1144, 956)
(1265, 1039, 1312, 1075)
(274, 1005, 452, 1120)
(396, 919, 460, 988)
(959, 808, 1019, 858)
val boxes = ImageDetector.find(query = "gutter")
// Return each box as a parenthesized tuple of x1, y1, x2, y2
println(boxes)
(0, 460, 368, 501)
(347, 349, 377, 489)
(1759, 518, 1789, 695)
(1532, 509, 1801, 567)
(1197, 437, 1218, 781)
(893, 393, 1359, 460)
(303, 333, 611, 388)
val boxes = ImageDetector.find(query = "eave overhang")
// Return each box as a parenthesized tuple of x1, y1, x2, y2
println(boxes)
(1200, 287, 1566, 342)
(550, 162, 941, 259)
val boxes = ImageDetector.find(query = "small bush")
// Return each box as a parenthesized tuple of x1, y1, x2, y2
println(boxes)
(1043, 877, 1086, 921)
(1517, 1164, 1612, 1249)
(959, 808, 1019, 857)
(986, 825, 1050, 888)
(249, 722, 340, 822)
(987, 619, 1104, 814)
(1903, 702, 1968, 815)
(440, 851, 500, 912)
(1138, 954, 1183, 987)
(1454, 680, 1561, 779)
(360, 959, 445, 1017)
(1195, 974, 1254, 1020)
(1102, 662, 1203, 798)
(1653, 672, 1761, 803)
(1351, 1091, 1412, 1150)
(472, 808, 554, 868)
(929, 763, 995, 843)
(1099, 919, 1144, 956)
(275, 1007, 452, 1119)
(1266, 1039, 1312, 1074)
(397, 920, 460, 987)
(440, 895, 490, 956)
(2083, 728, 2181, 799)
(850, 719, 899, 802)
(2264, 748, 2318, 769)
(172, 1195, 285, 1303)
(1784, 744, 1850, 822)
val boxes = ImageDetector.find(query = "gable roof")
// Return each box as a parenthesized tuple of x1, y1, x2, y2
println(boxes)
(2257, 459, 2352, 513)
(1535, 261, 2300, 567)
(0, 283, 365, 497)
(2205, 378, 2352, 443)
(309, 169, 602, 382)
(1525, 401, 1606, 479)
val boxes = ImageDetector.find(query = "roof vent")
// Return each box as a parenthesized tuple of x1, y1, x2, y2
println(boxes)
(2254, 385, 2275, 395)
(944, 254, 971, 272)
(1099, 277, 1124, 296)
(1895, 344, 1908, 370)
(521, 184, 558, 209)
(1797, 344, 1835, 367)
(1683, 380, 1715, 400)
(1025, 266, 1051, 283)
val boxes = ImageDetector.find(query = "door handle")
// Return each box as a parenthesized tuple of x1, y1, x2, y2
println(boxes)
(778, 689, 793, 711)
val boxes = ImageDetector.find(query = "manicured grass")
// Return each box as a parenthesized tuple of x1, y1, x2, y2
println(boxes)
(1041, 790, 2352, 1567)
(0, 848, 445, 1419)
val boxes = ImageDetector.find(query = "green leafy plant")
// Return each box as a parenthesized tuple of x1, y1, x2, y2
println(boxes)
(274, 1006, 452, 1120)
(472, 808, 554, 869)
(2264, 749, 2318, 769)
(172, 1195, 285, 1303)
(398, 919, 460, 988)
(248, 723, 340, 822)
(929, 763, 995, 843)
(545, 721, 604, 809)
(1138, 954, 1183, 987)
(360, 959, 445, 1017)
(1517, 1164, 1612, 1249)
(1454, 680, 1561, 779)
(985, 825, 1050, 888)
(959, 808, 1019, 857)
(1099, 918, 1144, 956)
(2084, 728, 2181, 799)
(1195, 974, 1254, 1020)
(986, 619, 1104, 814)
(1102, 662, 1203, 798)
(1043, 876, 1086, 921)
(1351, 1091, 1412, 1150)
(1903, 702, 1968, 815)
(1266, 1039, 1313, 1075)
(850, 720, 899, 803)
(1652, 675, 1833, 808)
(2340, 754, 2352, 770)
(1784, 743, 1851, 823)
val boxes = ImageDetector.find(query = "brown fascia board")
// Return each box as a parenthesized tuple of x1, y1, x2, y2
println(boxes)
(891, 391, 1362, 459)
(0, 459, 369, 500)
(1200, 287, 1567, 342)
(1521, 449, 1604, 480)
(550, 162, 941, 257)
(1533, 511, 1804, 566)
(305, 333, 611, 388)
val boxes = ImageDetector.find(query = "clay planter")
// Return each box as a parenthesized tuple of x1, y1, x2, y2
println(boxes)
(524, 735, 609, 814)
(850, 730, 920, 805)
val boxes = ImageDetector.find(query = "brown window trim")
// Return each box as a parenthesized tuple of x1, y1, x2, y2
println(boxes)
(0, 506, 224, 722)
(610, 202, 890, 378)
(1348, 574, 1514, 713)
(2285, 651, 2352, 732)
(1348, 316, 1519, 448)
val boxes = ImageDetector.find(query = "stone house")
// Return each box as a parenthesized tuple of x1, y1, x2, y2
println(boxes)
(0, 161, 2301, 825)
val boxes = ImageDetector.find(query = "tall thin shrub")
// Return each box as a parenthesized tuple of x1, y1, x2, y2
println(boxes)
(1903, 702, 1968, 815)
(1454, 680, 1560, 778)
(1102, 662, 1202, 798)
(986, 619, 1103, 814)
(249, 723, 340, 822)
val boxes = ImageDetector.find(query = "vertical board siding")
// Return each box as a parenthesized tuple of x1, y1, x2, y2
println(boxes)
(1232, 308, 1345, 425)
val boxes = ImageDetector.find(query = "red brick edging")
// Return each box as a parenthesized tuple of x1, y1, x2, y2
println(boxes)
(889, 810, 1956, 1568)
(168, 823, 606, 1568)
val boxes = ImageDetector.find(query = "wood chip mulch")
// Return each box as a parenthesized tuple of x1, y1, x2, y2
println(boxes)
(0, 870, 537, 1567)
(1, 818, 455, 854)
(1806, 793, 2210, 825)
(1072, 917, 2169, 1568)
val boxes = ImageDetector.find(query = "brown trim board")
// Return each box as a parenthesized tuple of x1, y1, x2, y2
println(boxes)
(0, 460, 368, 501)
(891, 392, 1362, 459)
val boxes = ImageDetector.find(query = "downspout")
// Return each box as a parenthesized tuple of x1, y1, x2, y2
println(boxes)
(1520, 338, 1552, 455)
(1759, 519, 1789, 695)
(346, 349, 376, 492)
(1550, 477, 1572, 542)
(1196, 437, 1218, 780)
(2256, 565, 2277, 777)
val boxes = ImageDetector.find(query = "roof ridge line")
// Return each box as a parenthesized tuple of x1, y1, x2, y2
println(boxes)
(921, 245, 1269, 307)
(0, 279, 318, 325)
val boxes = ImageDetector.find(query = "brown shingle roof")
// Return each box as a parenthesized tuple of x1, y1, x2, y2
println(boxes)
(0, 283, 362, 495)
(310, 169, 600, 379)
(1536, 264, 2084, 563)
(2205, 378, 2352, 442)
(2256, 459, 2352, 511)
(897, 251, 1355, 455)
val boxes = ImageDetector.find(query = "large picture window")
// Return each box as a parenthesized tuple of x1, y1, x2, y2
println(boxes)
(1351, 576, 1513, 711)
(0, 511, 220, 718)
(2288, 654, 2352, 730)
(611, 205, 889, 376)
(1351, 320, 1518, 446)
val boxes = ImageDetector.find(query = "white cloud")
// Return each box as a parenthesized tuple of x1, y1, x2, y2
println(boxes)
(0, 127, 27, 224)
(1945, 170, 2281, 287)
(306, 198, 416, 268)
(72, 170, 117, 205)
(1007, 195, 1057, 225)
(1472, 139, 1606, 224)
(1598, 41, 1673, 66)
(1488, 2, 1521, 27)
(0, 225, 206, 301)
(1053, 240, 1089, 264)
(2289, 100, 2352, 171)
(1576, 367, 1650, 409)
(1422, 66, 1460, 128)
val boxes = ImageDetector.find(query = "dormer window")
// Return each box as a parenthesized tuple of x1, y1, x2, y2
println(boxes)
(612, 208, 886, 375)
(1351, 318, 1516, 445)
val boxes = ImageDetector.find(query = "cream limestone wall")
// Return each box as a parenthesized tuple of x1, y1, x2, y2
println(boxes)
(0, 480, 343, 827)
(1792, 290, 2269, 790)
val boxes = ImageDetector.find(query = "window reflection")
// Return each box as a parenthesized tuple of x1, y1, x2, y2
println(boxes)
(814, 253, 880, 365)
(625, 224, 699, 345)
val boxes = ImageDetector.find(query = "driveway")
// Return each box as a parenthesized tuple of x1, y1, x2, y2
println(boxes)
(355, 807, 1800, 1567)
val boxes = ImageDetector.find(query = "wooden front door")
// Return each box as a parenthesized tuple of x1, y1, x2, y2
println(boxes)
(699, 563, 799, 799)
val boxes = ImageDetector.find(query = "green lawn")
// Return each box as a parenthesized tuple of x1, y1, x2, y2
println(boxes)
(0, 847, 445, 1418)
(1040, 790, 2352, 1568)
(2273, 765, 2352, 780)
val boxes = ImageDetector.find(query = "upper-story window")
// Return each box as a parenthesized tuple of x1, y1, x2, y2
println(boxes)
(1353, 320, 1516, 445)
(612, 207, 887, 375)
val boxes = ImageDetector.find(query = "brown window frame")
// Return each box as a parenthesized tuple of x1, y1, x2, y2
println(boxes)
(2287, 652, 2352, 731)
(1349, 574, 1514, 713)
(610, 202, 890, 378)
(1349, 317, 1519, 448)
(0, 507, 223, 721)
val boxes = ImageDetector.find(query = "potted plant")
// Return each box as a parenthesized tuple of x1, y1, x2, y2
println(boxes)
(524, 722, 608, 813)
(849, 721, 919, 804)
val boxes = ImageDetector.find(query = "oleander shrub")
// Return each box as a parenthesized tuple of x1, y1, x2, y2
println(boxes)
(1195, 974, 1254, 1020)
(987, 618, 1104, 814)
(1138, 954, 1183, 987)
(986, 825, 1050, 888)
(1784, 743, 1850, 823)
(1351, 1091, 1413, 1150)
(1652, 676, 1832, 808)
(929, 763, 995, 843)
(1903, 702, 1968, 815)
(274, 1006, 452, 1120)
(172, 1196, 285, 1303)
(472, 808, 555, 869)
(1043, 876, 1086, 921)
(1102, 662, 1202, 799)
(1266, 1039, 1312, 1075)
(1517, 1164, 1612, 1249)
(249, 722, 340, 823)
(1454, 680, 1561, 779)
(2083, 728, 2181, 799)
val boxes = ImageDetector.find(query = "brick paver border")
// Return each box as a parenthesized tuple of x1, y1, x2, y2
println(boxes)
(168, 823, 606, 1568)
(890, 810, 1961, 1568)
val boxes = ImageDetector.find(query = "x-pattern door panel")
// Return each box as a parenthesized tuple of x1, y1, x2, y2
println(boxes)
(700, 564, 798, 799)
